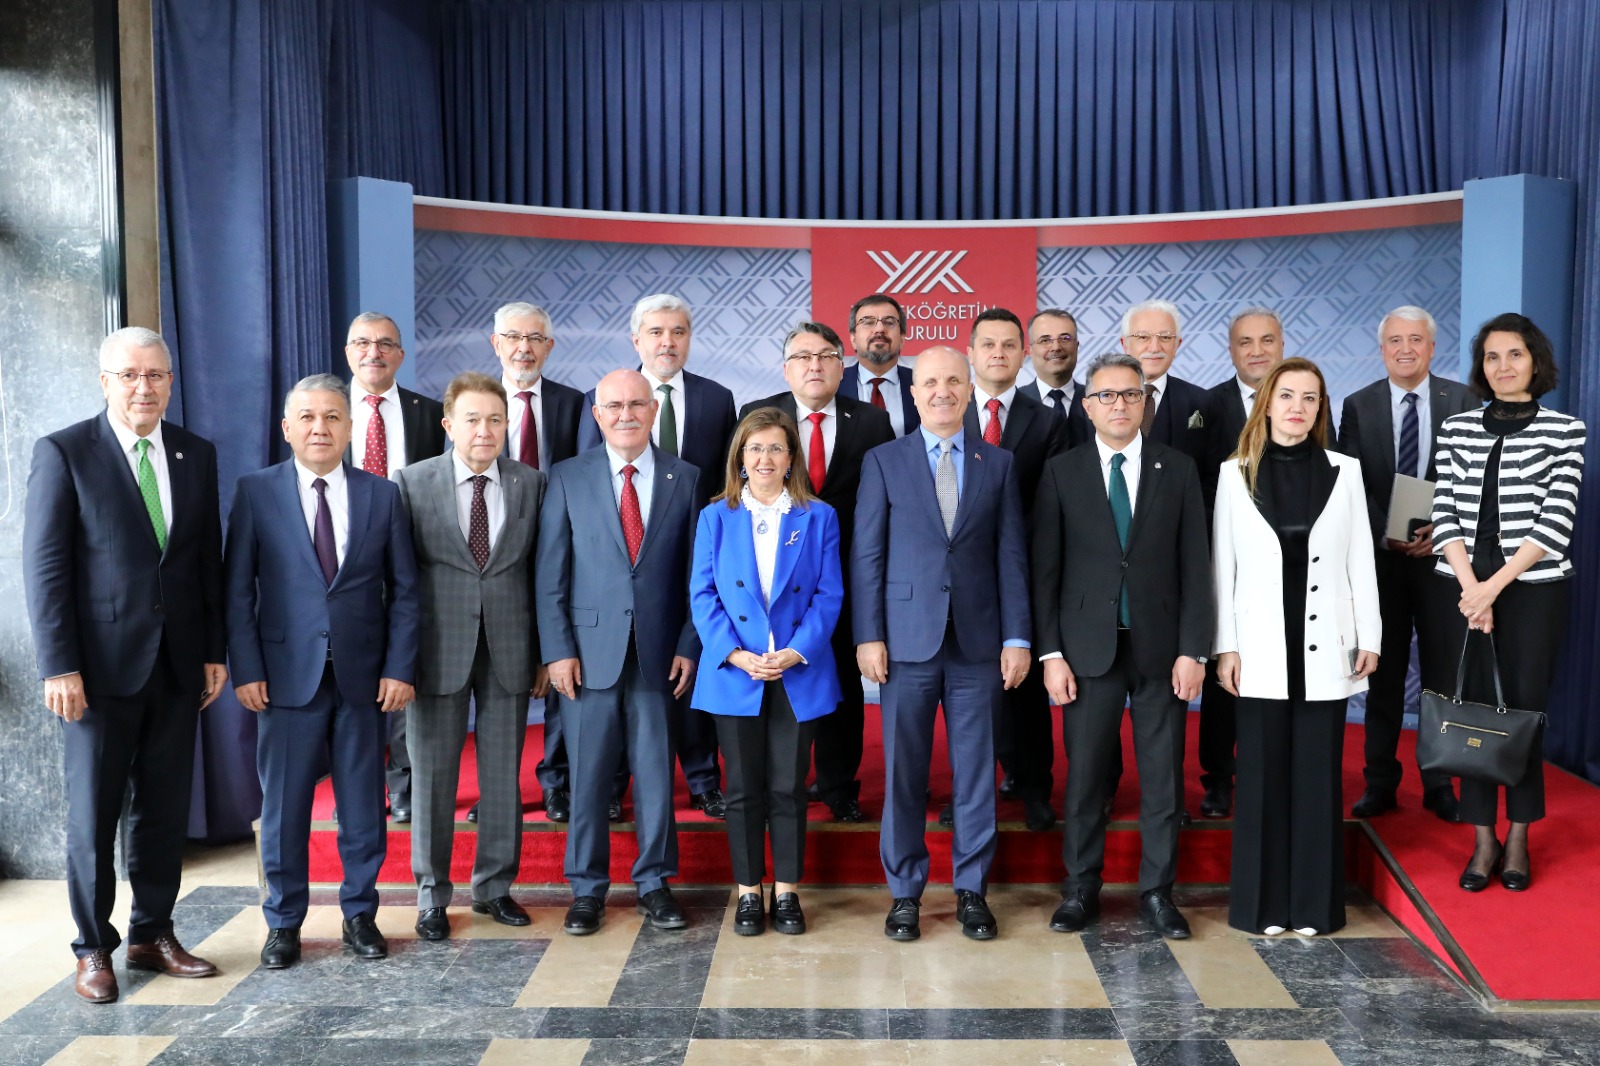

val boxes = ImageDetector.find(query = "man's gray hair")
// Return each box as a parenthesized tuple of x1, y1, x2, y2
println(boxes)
(1119, 299, 1183, 338)
(100, 326, 171, 370)
(1083, 352, 1147, 390)
(630, 293, 693, 335)
(1378, 305, 1437, 346)
(1229, 306, 1283, 336)
(494, 301, 553, 336)
(284, 373, 350, 418)
(349, 311, 401, 344)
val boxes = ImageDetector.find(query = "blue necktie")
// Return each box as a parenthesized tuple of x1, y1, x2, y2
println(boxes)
(1397, 392, 1420, 478)
(1109, 453, 1132, 627)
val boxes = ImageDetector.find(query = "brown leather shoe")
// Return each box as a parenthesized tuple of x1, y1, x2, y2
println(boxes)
(75, 950, 118, 1003)
(125, 934, 218, 978)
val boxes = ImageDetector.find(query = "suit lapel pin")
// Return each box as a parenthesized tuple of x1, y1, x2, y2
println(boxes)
(784, 530, 800, 546)
(1155, 462, 1162, 469)
(175, 452, 184, 460)
(666, 472, 674, 480)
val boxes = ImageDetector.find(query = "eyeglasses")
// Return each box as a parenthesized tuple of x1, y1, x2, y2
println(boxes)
(743, 444, 790, 457)
(854, 315, 901, 330)
(784, 350, 842, 365)
(1090, 388, 1149, 405)
(1124, 332, 1179, 345)
(498, 331, 550, 346)
(346, 338, 401, 353)
(598, 400, 653, 415)
(1032, 333, 1077, 349)
(105, 370, 172, 387)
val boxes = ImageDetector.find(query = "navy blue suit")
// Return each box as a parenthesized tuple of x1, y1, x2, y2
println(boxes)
(853, 429, 1031, 897)
(24, 413, 223, 957)
(842, 362, 920, 435)
(225, 461, 419, 928)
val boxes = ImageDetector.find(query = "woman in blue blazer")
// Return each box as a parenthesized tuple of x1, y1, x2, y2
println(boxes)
(691, 408, 843, 936)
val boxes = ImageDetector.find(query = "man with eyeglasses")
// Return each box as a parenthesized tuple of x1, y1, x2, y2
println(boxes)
(1032, 353, 1212, 942)
(739, 322, 894, 822)
(25, 327, 227, 1002)
(1018, 308, 1091, 449)
(1119, 299, 1209, 470)
(487, 302, 587, 825)
(343, 311, 447, 825)
(841, 294, 920, 437)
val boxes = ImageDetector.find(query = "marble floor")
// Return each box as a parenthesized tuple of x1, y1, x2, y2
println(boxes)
(3, 843, 1599, 1065)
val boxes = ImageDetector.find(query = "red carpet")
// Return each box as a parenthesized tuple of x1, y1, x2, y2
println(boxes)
(302, 706, 1600, 1005)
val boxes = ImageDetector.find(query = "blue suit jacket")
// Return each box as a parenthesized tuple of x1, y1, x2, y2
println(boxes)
(535, 446, 702, 691)
(578, 370, 737, 513)
(224, 461, 420, 709)
(689, 498, 844, 721)
(852, 429, 1031, 663)
(842, 362, 920, 435)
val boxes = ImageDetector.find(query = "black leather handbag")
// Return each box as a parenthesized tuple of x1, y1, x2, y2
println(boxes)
(1418, 632, 1545, 787)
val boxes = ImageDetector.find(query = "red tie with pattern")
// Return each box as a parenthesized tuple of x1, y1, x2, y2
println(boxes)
(869, 377, 888, 409)
(983, 397, 1003, 445)
(516, 391, 539, 468)
(362, 394, 387, 478)
(619, 464, 644, 564)
(807, 411, 827, 492)
(467, 475, 490, 570)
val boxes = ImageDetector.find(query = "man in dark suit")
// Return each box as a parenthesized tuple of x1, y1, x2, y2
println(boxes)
(24, 327, 226, 1003)
(963, 308, 1070, 832)
(1018, 307, 1090, 449)
(1120, 300, 1209, 470)
(1033, 353, 1213, 941)
(343, 311, 447, 823)
(539, 370, 702, 935)
(855, 346, 1031, 943)
(488, 302, 586, 825)
(1194, 308, 1284, 818)
(1336, 306, 1479, 822)
(226, 374, 420, 969)
(739, 321, 895, 822)
(840, 293, 920, 436)
(396, 372, 547, 941)
(578, 294, 734, 817)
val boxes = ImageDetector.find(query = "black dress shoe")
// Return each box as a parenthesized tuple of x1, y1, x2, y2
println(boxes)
(415, 908, 450, 940)
(998, 773, 1018, 799)
(884, 897, 921, 941)
(1351, 788, 1397, 819)
(1501, 863, 1531, 892)
(1049, 890, 1100, 933)
(955, 889, 998, 940)
(733, 891, 765, 936)
(637, 887, 688, 930)
(771, 891, 806, 935)
(260, 928, 301, 969)
(472, 895, 532, 926)
(1422, 784, 1460, 823)
(806, 782, 822, 802)
(465, 803, 479, 824)
(608, 798, 624, 823)
(690, 789, 728, 819)
(938, 802, 954, 827)
(828, 798, 865, 823)
(1023, 797, 1058, 832)
(1139, 890, 1191, 939)
(563, 895, 605, 935)
(390, 805, 411, 824)
(1459, 842, 1504, 892)
(1200, 783, 1233, 819)
(544, 788, 571, 823)
(1179, 809, 1193, 828)
(341, 914, 388, 958)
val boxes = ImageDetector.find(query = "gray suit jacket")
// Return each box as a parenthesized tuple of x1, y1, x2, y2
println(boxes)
(396, 454, 546, 696)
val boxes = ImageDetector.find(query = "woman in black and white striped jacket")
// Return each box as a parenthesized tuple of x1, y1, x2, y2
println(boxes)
(1431, 312, 1585, 894)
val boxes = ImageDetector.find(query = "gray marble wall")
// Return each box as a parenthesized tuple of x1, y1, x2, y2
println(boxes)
(0, 0, 117, 877)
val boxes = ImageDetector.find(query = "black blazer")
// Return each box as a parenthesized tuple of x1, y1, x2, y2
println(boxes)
(1030, 440, 1213, 680)
(1200, 378, 1250, 512)
(1145, 374, 1209, 470)
(580, 369, 737, 512)
(841, 362, 920, 435)
(24, 412, 225, 695)
(1335, 373, 1481, 541)
(963, 387, 1072, 518)
(344, 384, 447, 469)
(1017, 379, 1090, 449)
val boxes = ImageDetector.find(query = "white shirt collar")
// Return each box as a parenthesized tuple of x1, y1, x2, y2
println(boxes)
(793, 394, 838, 418)
(643, 366, 687, 394)
(741, 486, 793, 515)
(502, 375, 541, 400)
(606, 443, 655, 479)
(452, 451, 500, 486)
(1145, 372, 1170, 397)
(974, 382, 1019, 409)
(1095, 431, 1143, 468)
(353, 381, 401, 408)
(1236, 376, 1258, 405)
(294, 459, 346, 490)
(1388, 377, 1426, 402)
(107, 415, 163, 456)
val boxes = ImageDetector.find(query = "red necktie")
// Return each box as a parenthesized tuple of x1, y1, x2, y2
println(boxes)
(362, 394, 387, 478)
(869, 377, 888, 409)
(807, 411, 827, 492)
(516, 390, 539, 469)
(467, 475, 490, 570)
(619, 464, 643, 564)
(983, 397, 1003, 445)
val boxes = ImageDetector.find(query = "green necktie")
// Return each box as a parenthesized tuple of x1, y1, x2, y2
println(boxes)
(656, 383, 678, 455)
(1109, 452, 1132, 626)
(135, 438, 167, 551)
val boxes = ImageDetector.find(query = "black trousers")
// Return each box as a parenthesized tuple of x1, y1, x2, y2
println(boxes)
(715, 682, 817, 886)
(63, 645, 199, 957)
(811, 622, 864, 806)
(996, 663, 1054, 801)
(1230, 696, 1347, 935)
(1197, 661, 1236, 790)
(1362, 549, 1455, 795)
(1434, 574, 1568, 825)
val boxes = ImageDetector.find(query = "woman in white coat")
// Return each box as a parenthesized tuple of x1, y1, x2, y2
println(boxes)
(1214, 358, 1381, 936)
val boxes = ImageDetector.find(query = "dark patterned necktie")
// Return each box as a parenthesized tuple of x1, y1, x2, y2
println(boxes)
(312, 477, 337, 585)
(468, 475, 490, 570)
(1398, 392, 1420, 478)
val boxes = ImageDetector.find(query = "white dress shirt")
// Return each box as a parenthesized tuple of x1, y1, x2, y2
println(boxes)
(502, 375, 549, 471)
(973, 382, 1019, 436)
(854, 362, 907, 435)
(1388, 378, 1432, 480)
(643, 366, 688, 449)
(108, 418, 173, 528)
(793, 395, 838, 474)
(1037, 381, 1075, 412)
(293, 460, 349, 566)
(1095, 431, 1143, 513)
(742, 486, 791, 654)
(1236, 376, 1258, 416)
(605, 444, 655, 532)
(452, 453, 505, 549)
(1144, 371, 1170, 419)
(350, 382, 407, 479)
